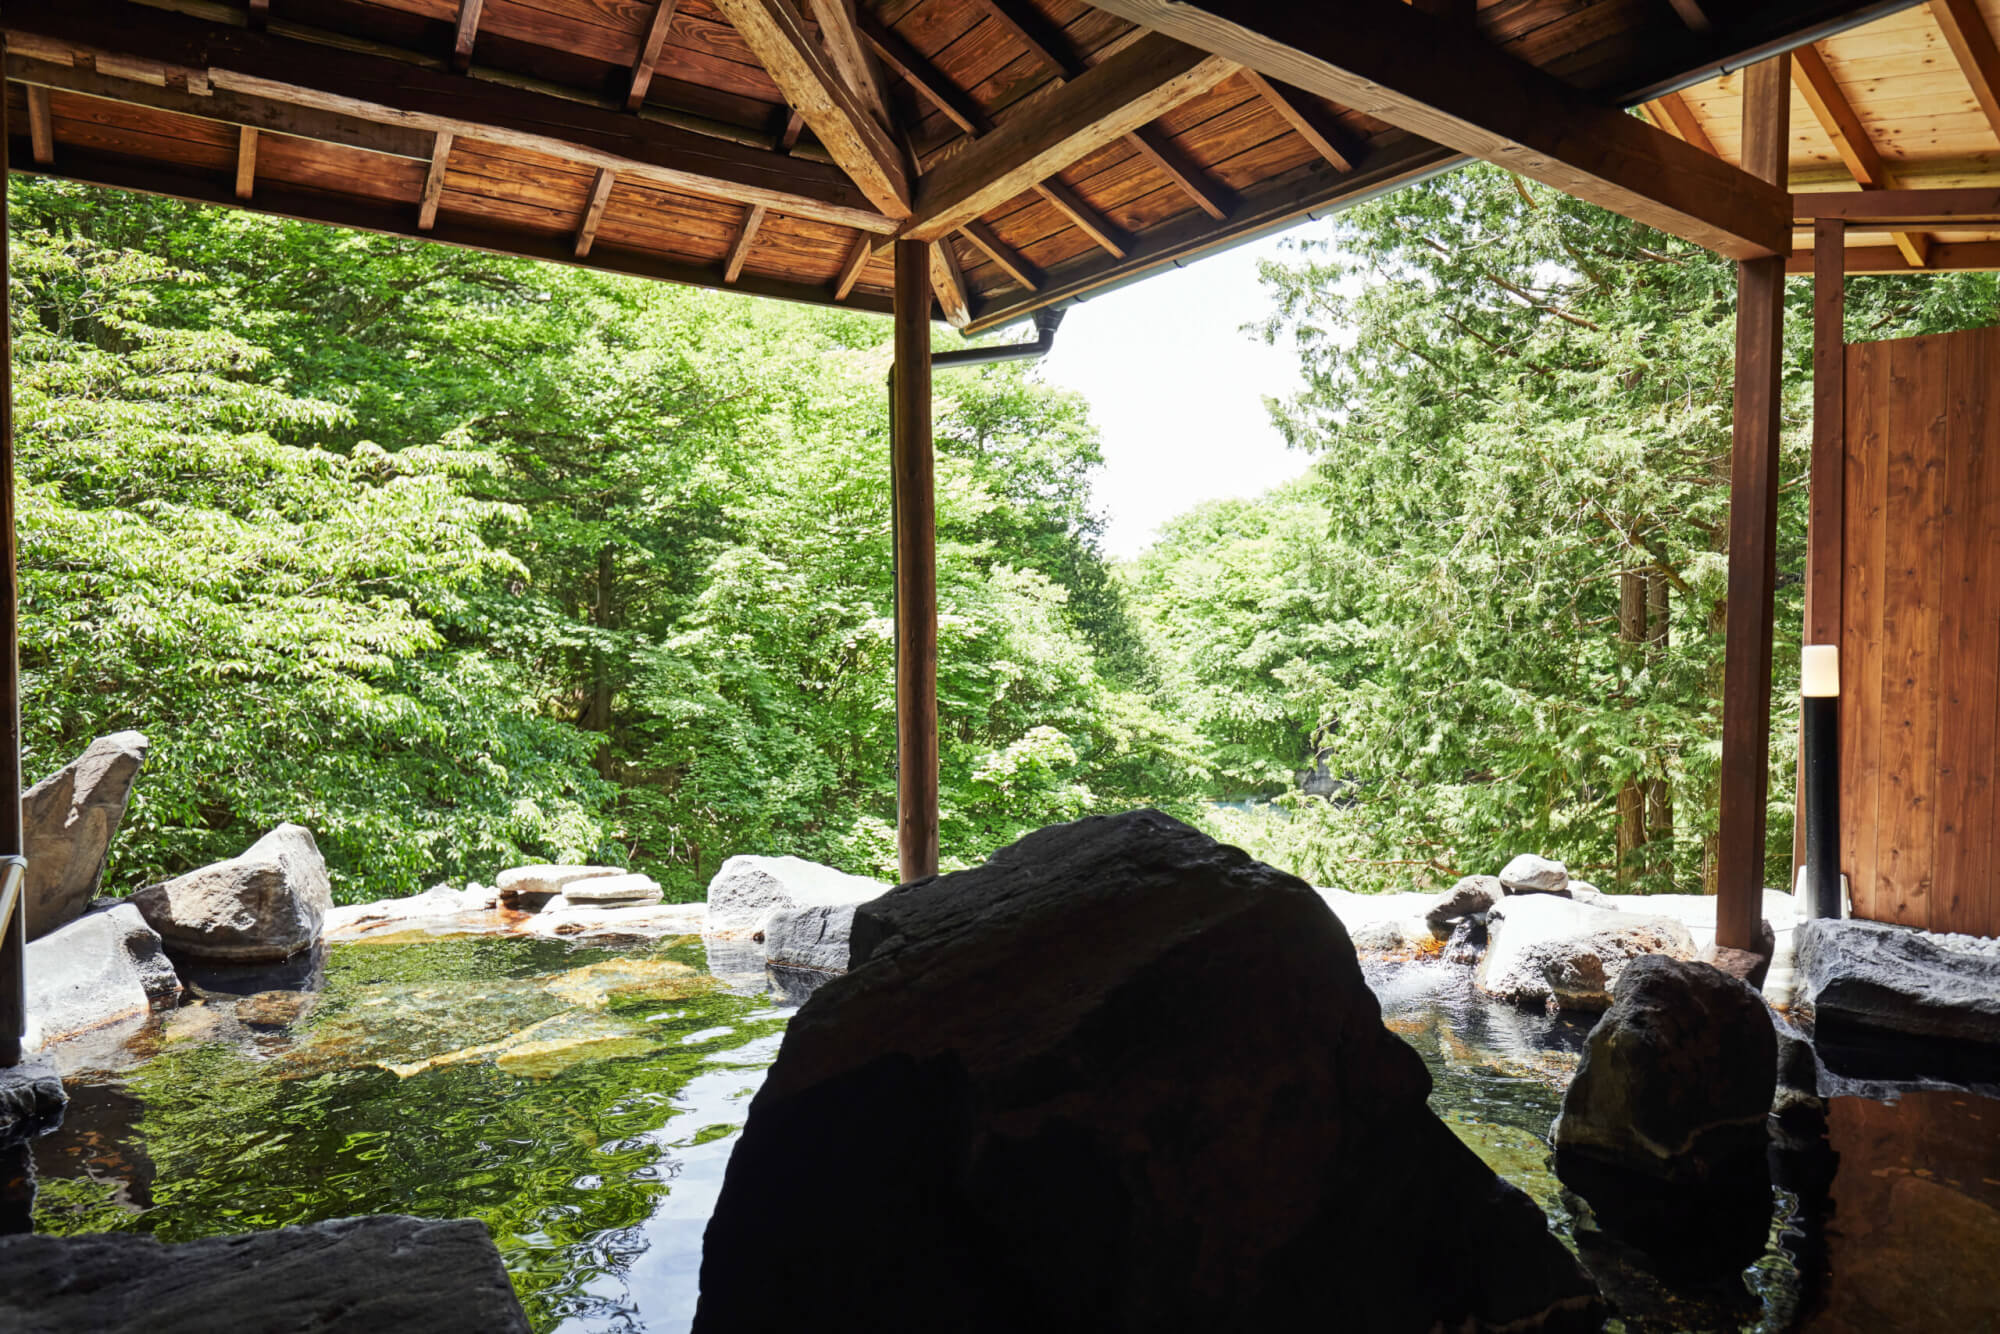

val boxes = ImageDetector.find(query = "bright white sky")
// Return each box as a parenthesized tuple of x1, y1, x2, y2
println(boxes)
(1032, 230, 1317, 559)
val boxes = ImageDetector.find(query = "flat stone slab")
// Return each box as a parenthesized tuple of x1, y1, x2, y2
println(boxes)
(0, 1060, 66, 1148)
(1796, 917, 2000, 1046)
(0, 1214, 529, 1333)
(494, 864, 622, 900)
(559, 872, 661, 906)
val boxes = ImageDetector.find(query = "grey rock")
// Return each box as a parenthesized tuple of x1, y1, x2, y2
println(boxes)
(1498, 853, 1569, 895)
(1554, 955, 1776, 1185)
(1347, 918, 1423, 954)
(132, 824, 332, 962)
(1479, 893, 1694, 1009)
(697, 810, 1603, 1333)
(0, 1214, 529, 1333)
(494, 864, 622, 903)
(1795, 917, 2000, 1045)
(761, 903, 858, 973)
(1699, 919, 1776, 991)
(0, 1060, 65, 1148)
(23, 732, 148, 940)
(1426, 875, 1503, 940)
(26, 904, 180, 1049)
(704, 854, 888, 937)
(559, 872, 662, 906)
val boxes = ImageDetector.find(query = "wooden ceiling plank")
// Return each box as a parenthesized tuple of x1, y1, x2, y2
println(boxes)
(931, 238, 972, 326)
(6, 55, 435, 159)
(419, 128, 452, 231)
(235, 124, 258, 199)
(1933, 0, 2000, 145)
(574, 165, 617, 256)
(26, 85, 54, 164)
(1792, 42, 1929, 266)
(452, 0, 484, 74)
(1238, 69, 1356, 172)
(5, 1, 898, 234)
(960, 218, 1040, 290)
(832, 231, 873, 297)
(903, 32, 1237, 243)
(709, 0, 910, 217)
(1644, 92, 1718, 157)
(723, 201, 768, 279)
(1086, 0, 1791, 259)
(626, 0, 681, 111)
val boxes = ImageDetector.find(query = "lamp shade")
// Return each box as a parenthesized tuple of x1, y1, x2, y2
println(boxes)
(1802, 644, 1840, 698)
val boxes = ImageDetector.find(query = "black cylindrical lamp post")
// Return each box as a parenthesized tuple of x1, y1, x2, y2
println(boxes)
(1801, 644, 1842, 919)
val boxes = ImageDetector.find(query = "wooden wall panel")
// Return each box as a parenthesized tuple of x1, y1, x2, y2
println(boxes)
(1837, 325, 2000, 935)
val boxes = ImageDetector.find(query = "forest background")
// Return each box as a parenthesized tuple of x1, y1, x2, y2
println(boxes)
(12, 168, 1992, 904)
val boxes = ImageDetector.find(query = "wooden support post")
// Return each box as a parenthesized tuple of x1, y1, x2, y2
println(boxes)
(0, 65, 25, 1068)
(1796, 216, 1847, 888)
(891, 239, 938, 883)
(1716, 54, 1791, 951)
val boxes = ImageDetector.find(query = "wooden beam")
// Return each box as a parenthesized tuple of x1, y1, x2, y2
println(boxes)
(10, 145, 898, 317)
(574, 166, 616, 257)
(860, 8, 987, 135)
(1792, 186, 2000, 224)
(804, 0, 889, 130)
(6, 54, 434, 159)
(1933, 0, 2000, 145)
(930, 239, 971, 327)
(1034, 177, 1128, 258)
(1665, 0, 1716, 32)
(1643, 91, 1718, 157)
(246, 0, 270, 32)
(903, 33, 1236, 243)
(709, 0, 910, 218)
(234, 125, 258, 199)
(723, 203, 767, 282)
(24, 85, 52, 165)
(1240, 70, 1357, 172)
(4, 1, 897, 234)
(418, 129, 452, 231)
(452, 0, 483, 74)
(833, 232, 873, 299)
(0, 53, 25, 1072)
(1126, 126, 1232, 220)
(960, 219, 1041, 292)
(1086, 0, 1792, 259)
(891, 238, 939, 882)
(1807, 217, 1845, 649)
(1792, 43, 1928, 266)
(1716, 54, 1791, 954)
(1787, 240, 2000, 273)
(626, 0, 679, 112)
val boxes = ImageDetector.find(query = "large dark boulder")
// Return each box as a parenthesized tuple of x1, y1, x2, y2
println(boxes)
(0, 1061, 65, 1149)
(696, 810, 1603, 1332)
(1552, 956, 1777, 1276)
(0, 1215, 528, 1333)
(1795, 917, 2000, 1046)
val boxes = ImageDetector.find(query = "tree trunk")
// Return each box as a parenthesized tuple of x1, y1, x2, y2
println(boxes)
(1644, 571, 1672, 873)
(1616, 569, 1646, 881)
(592, 543, 615, 779)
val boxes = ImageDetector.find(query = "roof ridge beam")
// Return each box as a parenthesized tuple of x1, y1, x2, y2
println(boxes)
(4, 0, 898, 233)
(900, 32, 1236, 244)
(1086, 0, 1791, 259)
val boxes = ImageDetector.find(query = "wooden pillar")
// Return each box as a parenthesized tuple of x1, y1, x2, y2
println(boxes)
(1715, 54, 1791, 952)
(0, 60, 26, 1068)
(891, 239, 938, 882)
(1795, 218, 1846, 887)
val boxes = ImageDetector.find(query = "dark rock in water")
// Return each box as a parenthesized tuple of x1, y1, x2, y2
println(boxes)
(1553, 956, 1777, 1277)
(698, 810, 1604, 1333)
(1427, 875, 1503, 940)
(0, 1062, 65, 1149)
(23, 731, 148, 940)
(1444, 915, 1487, 966)
(1795, 917, 2000, 1046)
(0, 1214, 528, 1333)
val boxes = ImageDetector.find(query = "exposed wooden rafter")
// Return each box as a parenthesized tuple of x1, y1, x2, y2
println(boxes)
(419, 130, 453, 232)
(724, 203, 768, 282)
(1792, 42, 1928, 266)
(574, 167, 616, 257)
(25, 85, 53, 165)
(1239, 70, 1358, 172)
(246, 0, 270, 32)
(832, 233, 874, 299)
(452, 0, 484, 74)
(1933, 0, 2000, 145)
(626, 0, 680, 112)
(1087, 0, 1790, 259)
(4, 1, 899, 234)
(901, 33, 1237, 243)
(960, 219, 1041, 292)
(1642, 92, 1717, 156)
(709, 0, 911, 218)
(804, 0, 890, 131)
(234, 125, 257, 200)
(1665, 0, 1716, 32)
(931, 239, 972, 327)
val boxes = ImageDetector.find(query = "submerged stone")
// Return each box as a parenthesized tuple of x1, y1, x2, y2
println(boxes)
(0, 1214, 529, 1333)
(698, 810, 1603, 1332)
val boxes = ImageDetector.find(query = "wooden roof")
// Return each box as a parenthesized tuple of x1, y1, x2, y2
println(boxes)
(0, 0, 1969, 334)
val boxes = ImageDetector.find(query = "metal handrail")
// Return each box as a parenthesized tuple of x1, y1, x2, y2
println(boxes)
(0, 855, 27, 1068)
